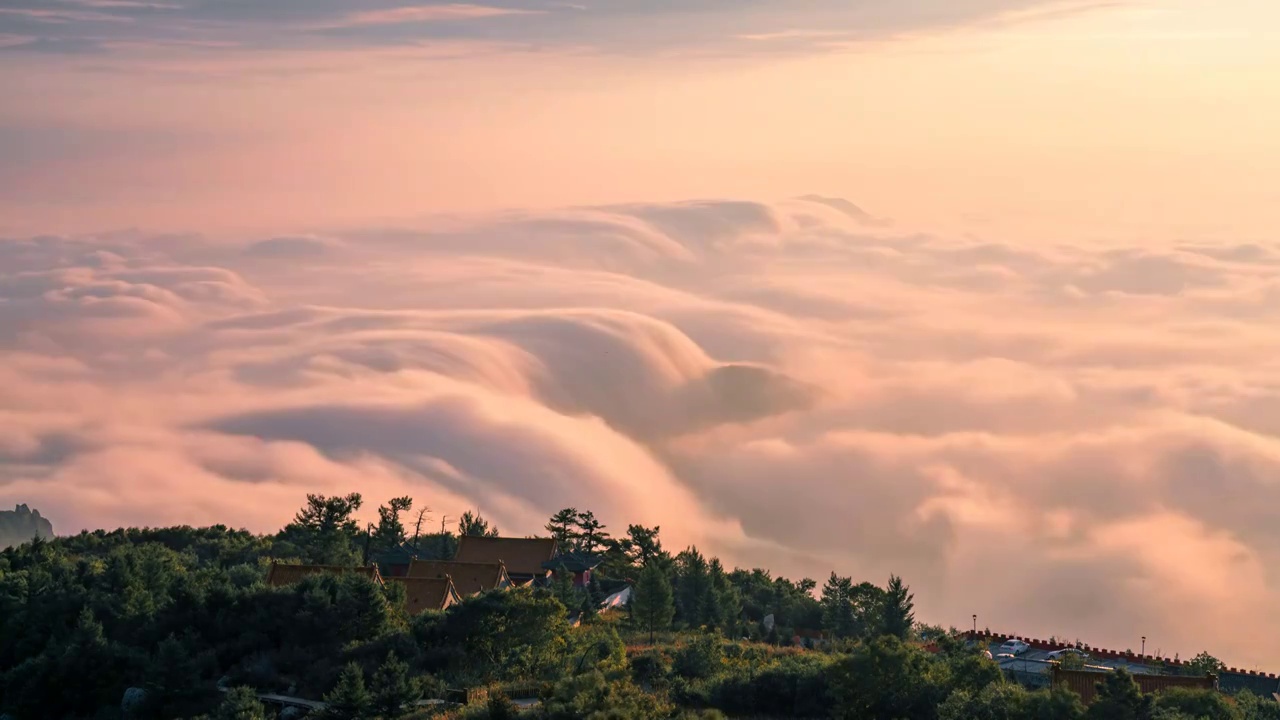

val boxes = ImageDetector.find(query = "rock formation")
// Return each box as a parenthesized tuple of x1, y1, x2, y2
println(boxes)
(0, 504, 55, 550)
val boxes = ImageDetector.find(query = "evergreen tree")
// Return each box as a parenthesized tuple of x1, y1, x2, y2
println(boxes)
(625, 524, 665, 569)
(370, 651, 421, 719)
(674, 547, 713, 627)
(282, 493, 364, 565)
(546, 508, 581, 549)
(370, 496, 413, 555)
(213, 687, 267, 720)
(821, 573, 856, 639)
(552, 568, 579, 611)
(708, 558, 741, 632)
(319, 662, 372, 720)
(574, 510, 611, 555)
(881, 574, 915, 640)
(458, 510, 500, 538)
(631, 564, 676, 643)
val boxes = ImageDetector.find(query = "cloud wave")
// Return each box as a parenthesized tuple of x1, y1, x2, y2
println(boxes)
(2, 195, 1279, 668)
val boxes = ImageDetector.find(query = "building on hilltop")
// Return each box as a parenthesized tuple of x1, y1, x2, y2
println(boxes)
(453, 535, 557, 586)
(406, 559, 512, 596)
(371, 541, 421, 578)
(265, 562, 384, 588)
(542, 552, 602, 588)
(1052, 667, 1215, 705)
(387, 576, 462, 615)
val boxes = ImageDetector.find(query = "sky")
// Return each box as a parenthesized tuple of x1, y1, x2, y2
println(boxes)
(3, 0, 1280, 669)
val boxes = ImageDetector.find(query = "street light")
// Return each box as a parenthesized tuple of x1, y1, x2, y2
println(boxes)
(1141, 637, 1146, 656)
(973, 614, 977, 633)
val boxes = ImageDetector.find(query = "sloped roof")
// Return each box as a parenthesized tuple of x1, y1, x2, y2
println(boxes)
(373, 542, 419, 566)
(406, 559, 510, 596)
(388, 576, 461, 615)
(454, 536, 557, 578)
(542, 552, 602, 573)
(265, 562, 383, 588)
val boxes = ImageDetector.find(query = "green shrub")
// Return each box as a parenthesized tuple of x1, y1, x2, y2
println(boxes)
(673, 632, 723, 680)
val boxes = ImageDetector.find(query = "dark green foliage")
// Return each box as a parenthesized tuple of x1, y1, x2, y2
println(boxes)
(371, 497, 414, 557)
(545, 508, 581, 549)
(673, 631, 724, 680)
(704, 652, 836, 718)
(212, 686, 267, 720)
(1185, 651, 1227, 676)
(829, 635, 946, 720)
(280, 493, 364, 565)
(537, 670, 671, 720)
(5, 500, 1262, 720)
(1234, 691, 1280, 720)
(1152, 687, 1241, 720)
(319, 662, 372, 720)
(1025, 685, 1087, 720)
(629, 649, 673, 688)
(434, 587, 569, 683)
(881, 574, 915, 640)
(370, 651, 422, 719)
(631, 564, 675, 643)
(939, 682, 1030, 720)
(459, 511, 501, 538)
(1087, 669, 1155, 720)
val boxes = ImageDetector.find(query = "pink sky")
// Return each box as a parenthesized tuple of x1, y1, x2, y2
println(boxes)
(3, 0, 1280, 669)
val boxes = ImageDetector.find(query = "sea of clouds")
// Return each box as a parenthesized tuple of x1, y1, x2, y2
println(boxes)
(2, 196, 1278, 666)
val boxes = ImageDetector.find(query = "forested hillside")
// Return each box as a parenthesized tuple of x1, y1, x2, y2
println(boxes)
(1, 494, 1275, 720)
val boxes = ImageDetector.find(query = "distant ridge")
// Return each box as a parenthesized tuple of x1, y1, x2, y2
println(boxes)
(0, 504, 54, 550)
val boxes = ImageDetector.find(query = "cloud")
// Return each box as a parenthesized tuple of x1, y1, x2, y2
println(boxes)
(0, 0, 1123, 58)
(3, 196, 1280, 669)
(321, 4, 541, 29)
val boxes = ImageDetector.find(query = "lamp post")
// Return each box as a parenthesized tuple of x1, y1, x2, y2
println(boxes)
(1141, 637, 1146, 656)
(973, 614, 977, 634)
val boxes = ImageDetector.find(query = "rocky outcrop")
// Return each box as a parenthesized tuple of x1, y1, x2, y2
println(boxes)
(0, 504, 55, 550)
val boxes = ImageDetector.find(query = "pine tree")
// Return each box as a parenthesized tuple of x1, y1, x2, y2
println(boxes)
(674, 547, 712, 626)
(546, 508, 581, 549)
(213, 687, 267, 720)
(631, 564, 675, 643)
(881, 575, 915, 640)
(371, 497, 413, 555)
(458, 510, 500, 538)
(319, 662, 371, 720)
(574, 510, 611, 555)
(370, 651, 421, 719)
(821, 573, 856, 639)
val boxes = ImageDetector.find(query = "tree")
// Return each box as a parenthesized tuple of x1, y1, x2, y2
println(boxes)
(626, 524, 665, 569)
(574, 510, 611, 555)
(319, 662, 372, 720)
(370, 651, 422, 719)
(458, 510, 500, 538)
(1186, 651, 1226, 676)
(213, 687, 267, 720)
(829, 635, 945, 720)
(1087, 669, 1154, 720)
(283, 493, 364, 565)
(821, 573, 856, 639)
(1153, 687, 1240, 720)
(881, 574, 915, 640)
(631, 564, 675, 643)
(673, 547, 714, 627)
(371, 496, 413, 555)
(939, 682, 1031, 720)
(1026, 686, 1086, 720)
(546, 508, 580, 549)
